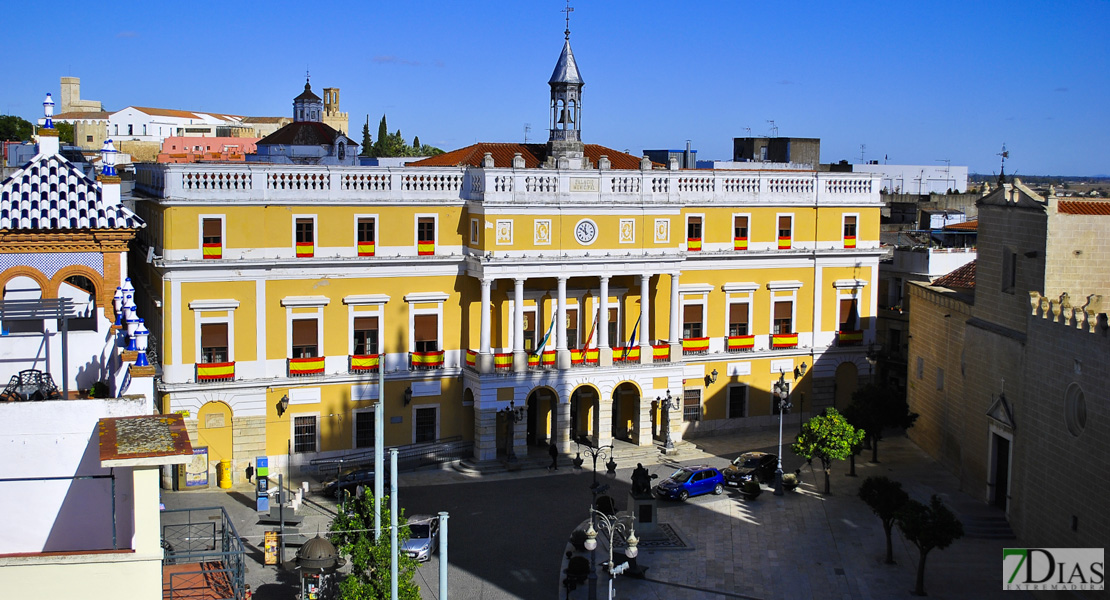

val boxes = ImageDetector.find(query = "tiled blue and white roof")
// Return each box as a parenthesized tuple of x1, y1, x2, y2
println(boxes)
(0, 154, 144, 230)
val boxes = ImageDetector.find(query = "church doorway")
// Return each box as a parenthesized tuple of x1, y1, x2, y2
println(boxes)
(990, 432, 1011, 511)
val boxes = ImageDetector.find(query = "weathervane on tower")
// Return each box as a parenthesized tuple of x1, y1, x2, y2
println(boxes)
(562, 0, 574, 40)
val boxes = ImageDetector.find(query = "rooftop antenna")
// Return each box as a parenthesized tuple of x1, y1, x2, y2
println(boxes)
(524, 123, 531, 143)
(936, 158, 952, 190)
(744, 127, 752, 137)
(859, 144, 866, 163)
(766, 120, 778, 137)
(562, 0, 574, 40)
(997, 143, 1009, 185)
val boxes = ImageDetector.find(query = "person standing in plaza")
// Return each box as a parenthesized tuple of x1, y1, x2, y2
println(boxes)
(548, 443, 559, 471)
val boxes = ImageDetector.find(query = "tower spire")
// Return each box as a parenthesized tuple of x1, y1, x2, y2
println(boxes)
(562, 1, 574, 40)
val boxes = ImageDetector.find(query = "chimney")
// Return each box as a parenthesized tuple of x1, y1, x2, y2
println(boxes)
(37, 94, 60, 156)
(98, 139, 121, 206)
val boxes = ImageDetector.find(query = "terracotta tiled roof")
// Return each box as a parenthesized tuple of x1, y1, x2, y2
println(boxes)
(1058, 200, 1110, 215)
(0, 154, 144, 230)
(257, 121, 353, 147)
(943, 219, 978, 231)
(932, 260, 976, 290)
(127, 106, 202, 119)
(53, 111, 110, 120)
(243, 116, 288, 123)
(409, 143, 652, 170)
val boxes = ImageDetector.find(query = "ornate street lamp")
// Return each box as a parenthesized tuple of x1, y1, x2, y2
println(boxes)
(499, 400, 526, 461)
(772, 370, 793, 496)
(574, 442, 616, 600)
(583, 507, 639, 600)
(655, 390, 680, 450)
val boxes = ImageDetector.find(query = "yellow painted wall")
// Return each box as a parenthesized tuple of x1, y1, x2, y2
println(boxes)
(697, 356, 812, 419)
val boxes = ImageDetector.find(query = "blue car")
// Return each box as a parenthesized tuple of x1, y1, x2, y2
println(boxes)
(653, 465, 725, 501)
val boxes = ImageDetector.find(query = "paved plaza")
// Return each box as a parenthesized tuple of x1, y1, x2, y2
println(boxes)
(162, 428, 1036, 599)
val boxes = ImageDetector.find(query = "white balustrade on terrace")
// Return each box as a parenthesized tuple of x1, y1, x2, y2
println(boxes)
(134, 163, 879, 207)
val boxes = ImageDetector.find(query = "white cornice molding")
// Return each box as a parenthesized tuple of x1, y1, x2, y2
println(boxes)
(767, 280, 804, 291)
(281, 295, 331, 308)
(722, 282, 759, 293)
(833, 278, 868, 289)
(404, 292, 450, 303)
(343, 294, 391, 306)
(187, 299, 240, 311)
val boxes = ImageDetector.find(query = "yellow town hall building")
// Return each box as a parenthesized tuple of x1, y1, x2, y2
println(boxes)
(131, 34, 881, 477)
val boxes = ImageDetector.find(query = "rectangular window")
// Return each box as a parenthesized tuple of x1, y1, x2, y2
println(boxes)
(291, 319, 318, 358)
(683, 389, 702, 422)
(296, 218, 314, 257)
(417, 217, 435, 255)
(936, 368, 945, 390)
(355, 410, 375, 449)
(1002, 248, 1016, 293)
(200, 323, 228, 363)
(916, 357, 924, 379)
(839, 298, 859, 330)
(565, 308, 578, 350)
(293, 416, 317, 453)
(353, 316, 378, 355)
(773, 301, 793, 334)
(86, 135, 93, 143)
(357, 218, 376, 256)
(686, 216, 702, 251)
(733, 215, 749, 250)
(777, 216, 792, 249)
(415, 407, 437, 443)
(202, 218, 222, 259)
(729, 303, 749, 336)
(470, 219, 479, 245)
(523, 312, 536, 351)
(607, 308, 618, 346)
(728, 385, 748, 418)
(414, 314, 438, 353)
(843, 215, 857, 248)
(128, 124, 133, 135)
(682, 304, 703, 338)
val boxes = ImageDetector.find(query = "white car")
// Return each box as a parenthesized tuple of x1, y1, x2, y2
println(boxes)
(402, 514, 439, 562)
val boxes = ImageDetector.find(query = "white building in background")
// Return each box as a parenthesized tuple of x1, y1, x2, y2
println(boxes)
(107, 106, 248, 143)
(851, 163, 969, 194)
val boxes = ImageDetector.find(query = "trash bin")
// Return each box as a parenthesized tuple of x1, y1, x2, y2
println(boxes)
(217, 459, 232, 489)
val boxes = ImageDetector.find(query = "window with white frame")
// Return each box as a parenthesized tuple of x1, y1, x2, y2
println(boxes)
(405, 292, 447, 356)
(843, 214, 858, 248)
(293, 415, 318, 453)
(777, 214, 793, 249)
(200, 323, 228, 363)
(683, 303, 704, 338)
(356, 216, 376, 257)
(295, 217, 315, 257)
(470, 218, 479, 245)
(353, 316, 378, 355)
(728, 385, 748, 418)
(683, 389, 702, 422)
(728, 303, 750, 336)
(291, 319, 319, 358)
(773, 300, 793, 334)
(733, 214, 749, 250)
(565, 305, 579, 350)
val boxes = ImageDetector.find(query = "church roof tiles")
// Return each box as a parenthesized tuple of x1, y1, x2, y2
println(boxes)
(0, 154, 143, 231)
(410, 142, 650, 170)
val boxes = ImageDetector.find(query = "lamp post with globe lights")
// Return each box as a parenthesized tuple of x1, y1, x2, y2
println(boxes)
(772, 370, 793, 496)
(498, 400, 526, 461)
(655, 390, 680, 450)
(584, 507, 639, 600)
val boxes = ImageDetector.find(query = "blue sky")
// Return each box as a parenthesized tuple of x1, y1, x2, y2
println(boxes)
(5, 1, 1108, 175)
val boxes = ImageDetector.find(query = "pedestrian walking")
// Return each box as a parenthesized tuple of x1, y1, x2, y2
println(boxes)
(245, 463, 254, 484)
(548, 442, 559, 471)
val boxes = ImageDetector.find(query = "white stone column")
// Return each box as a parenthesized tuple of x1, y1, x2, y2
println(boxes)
(513, 278, 527, 371)
(669, 272, 682, 362)
(639, 273, 652, 364)
(598, 275, 612, 366)
(479, 278, 493, 373)
(556, 276, 571, 369)
(556, 399, 572, 453)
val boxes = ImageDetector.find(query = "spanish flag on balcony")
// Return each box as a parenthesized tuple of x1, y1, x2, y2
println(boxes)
(734, 237, 748, 251)
(289, 356, 325, 375)
(411, 350, 444, 368)
(570, 349, 584, 365)
(838, 330, 864, 345)
(350, 354, 379, 371)
(466, 350, 477, 367)
(687, 237, 702, 251)
(527, 353, 540, 368)
(196, 361, 234, 381)
(358, 242, 376, 256)
(652, 345, 670, 360)
(203, 243, 222, 259)
(682, 337, 710, 353)
(778, 236, 791, 250)
(615, 347, 640, 362)
(494, 353, 513, 369)
(772, 333, 799, 348)
(585, 348, 599, 363)
(844, 236, 856, 249)
(727, 335, 755, 350)
(541, 349, 556, 367)
(418, 241, 435, 256)
(296, 242, 315, 258)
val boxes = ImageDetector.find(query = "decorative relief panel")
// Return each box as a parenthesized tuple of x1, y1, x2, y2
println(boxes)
(496, 220, 513, 245)
(619, 219, 635, 244)
(534, 219, 552, 245)
(654, 218, 670, 243)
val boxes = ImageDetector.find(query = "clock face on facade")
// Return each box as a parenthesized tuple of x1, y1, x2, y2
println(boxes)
(575, 219, 598, 245)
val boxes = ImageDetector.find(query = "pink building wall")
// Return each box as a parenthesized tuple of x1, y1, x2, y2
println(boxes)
(157, 136, 260, 163)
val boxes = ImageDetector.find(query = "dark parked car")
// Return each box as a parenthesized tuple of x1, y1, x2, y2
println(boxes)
(321, 467, 388, 498)
(653, 465, 725, 501)
(722, 452, 778, 486)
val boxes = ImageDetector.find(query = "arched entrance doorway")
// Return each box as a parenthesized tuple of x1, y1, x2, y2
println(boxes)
(526, 387, 558, 446)
(569, 386, 598, 446)
(834, 361, 859, 409)
(611, 382, 641, 444)
(197, 401, 233, 480)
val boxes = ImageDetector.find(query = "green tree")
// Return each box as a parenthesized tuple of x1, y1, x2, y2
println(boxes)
(859, 476, 910, 565)
(897, 495, 964, 596)
(412, 135, 420, 149)
(360, 116, 373, 156)
(56, 121, 75, 145)
(791, 407, 865, 494)
(844, 382, 917, 463)
(329, 492, 421, 600)
(371, 115, 390, 157)
(0, 115, 33, 141)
